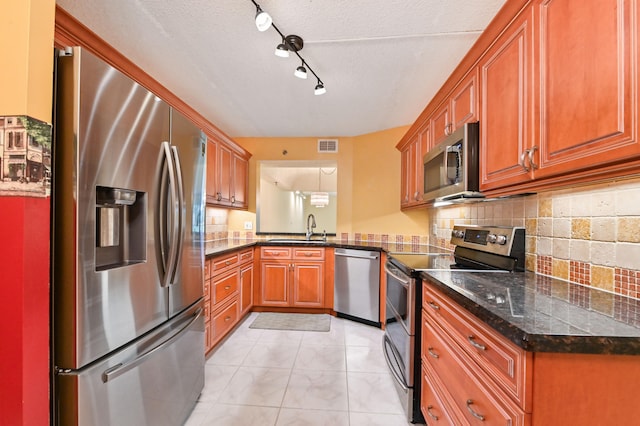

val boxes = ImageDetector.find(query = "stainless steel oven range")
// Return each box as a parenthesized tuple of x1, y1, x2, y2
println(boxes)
(383, 225, 525, 424)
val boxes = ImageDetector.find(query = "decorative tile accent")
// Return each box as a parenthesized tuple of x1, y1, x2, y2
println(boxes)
(569, 261, 590, 286)
(615, 268, 640, 299)
(538, 255, 553, 276)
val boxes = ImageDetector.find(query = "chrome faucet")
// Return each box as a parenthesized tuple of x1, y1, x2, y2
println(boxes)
(306, 213, 316, 240)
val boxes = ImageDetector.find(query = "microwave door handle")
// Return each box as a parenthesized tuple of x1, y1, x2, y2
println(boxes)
(445, 145, 461, 184)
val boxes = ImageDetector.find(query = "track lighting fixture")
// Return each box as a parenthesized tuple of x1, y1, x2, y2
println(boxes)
(249, 0, 326, 95)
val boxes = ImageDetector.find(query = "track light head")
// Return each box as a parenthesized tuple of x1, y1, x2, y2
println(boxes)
(255, 6, 272, 31)
(294, 65, 308, 79)
(314, 81, 326, 95)
(275, 42, 289, 58)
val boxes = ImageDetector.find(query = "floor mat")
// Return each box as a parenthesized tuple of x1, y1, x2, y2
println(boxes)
(248, 313, 331, 332)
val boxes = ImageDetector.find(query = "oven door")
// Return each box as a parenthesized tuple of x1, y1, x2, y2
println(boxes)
(384, 261, 415, 335)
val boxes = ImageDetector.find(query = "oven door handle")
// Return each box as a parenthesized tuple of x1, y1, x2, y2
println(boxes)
(382, 334, 409, 391)
(384, 263, 410, 287)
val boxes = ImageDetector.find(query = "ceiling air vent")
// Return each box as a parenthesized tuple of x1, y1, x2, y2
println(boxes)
(317, 139, 338, 153)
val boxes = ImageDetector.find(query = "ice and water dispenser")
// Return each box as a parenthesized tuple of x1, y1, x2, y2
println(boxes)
(95, 186, 146, 270)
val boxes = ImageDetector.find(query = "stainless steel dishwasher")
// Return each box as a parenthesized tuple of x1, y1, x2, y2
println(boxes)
(334, 248, 381, 327)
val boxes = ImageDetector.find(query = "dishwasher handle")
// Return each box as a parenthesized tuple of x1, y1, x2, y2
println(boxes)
(334, 250, 379, 260)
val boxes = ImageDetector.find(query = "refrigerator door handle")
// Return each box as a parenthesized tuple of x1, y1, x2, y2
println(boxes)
(159, 141, 180, 288)
(169, 145, 185, 286)
(101, 307, 203, 383)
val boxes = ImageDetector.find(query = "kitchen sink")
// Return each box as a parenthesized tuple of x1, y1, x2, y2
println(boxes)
(267, 238, 327, 244)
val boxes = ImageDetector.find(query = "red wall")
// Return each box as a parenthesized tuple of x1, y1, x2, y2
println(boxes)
(0, 196, 50, 425)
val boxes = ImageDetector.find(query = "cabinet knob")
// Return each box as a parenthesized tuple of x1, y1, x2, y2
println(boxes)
(216, 191, 222, 201)
(231, 195, 236, 203)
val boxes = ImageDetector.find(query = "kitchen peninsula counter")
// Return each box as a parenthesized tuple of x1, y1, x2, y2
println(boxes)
(422, 270, 640, 355)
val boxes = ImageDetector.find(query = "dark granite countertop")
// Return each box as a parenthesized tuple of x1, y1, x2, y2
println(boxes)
(422, 270, 640, 355)
(204, 238, 442, 257)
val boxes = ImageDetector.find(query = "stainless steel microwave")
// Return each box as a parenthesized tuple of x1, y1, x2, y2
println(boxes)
(423, 121, 483, 203)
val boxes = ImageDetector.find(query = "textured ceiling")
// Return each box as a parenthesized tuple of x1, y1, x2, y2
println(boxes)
(56, 0, 506, 138)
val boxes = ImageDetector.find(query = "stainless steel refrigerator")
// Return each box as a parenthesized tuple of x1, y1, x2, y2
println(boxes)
(52, 47, 206, 426)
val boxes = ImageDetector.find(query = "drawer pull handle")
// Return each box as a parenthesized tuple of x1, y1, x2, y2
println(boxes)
(224, 285, 231, 290)
(467, 335, 486, 351)
(426, 405, 439, 421)
(466, 399, 485, 421)
(224, 316, 232, 322)
(427, 301, 440, 311)
(427, 347, 439, 359)
(225, 261, 230, 265)
(304, 252, 313, 257)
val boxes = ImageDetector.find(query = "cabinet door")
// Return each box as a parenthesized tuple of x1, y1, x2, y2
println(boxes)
(292, 262, 324, 307)
(451, 69, 479, 130)
(260, 261, 290, 306)
(240, 263, 253, 314)
(217, 143, 233, 204)
(533, 0, 639, 178)
(205, 138, 218, 204)
(479, 8, 534, 191)
(232, 153, 248, 208)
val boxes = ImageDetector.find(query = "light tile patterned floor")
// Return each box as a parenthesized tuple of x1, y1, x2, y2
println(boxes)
(185, 313, 414, 426)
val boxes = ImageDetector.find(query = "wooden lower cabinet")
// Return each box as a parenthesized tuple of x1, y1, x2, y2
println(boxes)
(256, 246, 327, 309)
(422, 281, 640, 425)
(205, 248, 254, 354)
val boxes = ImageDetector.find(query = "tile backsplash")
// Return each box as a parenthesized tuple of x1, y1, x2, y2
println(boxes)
(429, 176, 640, 299)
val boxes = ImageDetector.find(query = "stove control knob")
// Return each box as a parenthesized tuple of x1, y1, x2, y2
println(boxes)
(451, 229, 465, 239)
(495, 235, 508, 245)
(495, 295, 506, 304)
(486, 234, 497, 243)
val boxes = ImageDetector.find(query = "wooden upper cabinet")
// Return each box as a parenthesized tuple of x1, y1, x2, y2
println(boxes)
(532, 0, 639, 178)
(205, 132, 250, 209)
(206, 138, 218, 204)
(232, 153, 248, 208)
(400, 125, 429, 209)
(431, 102, 451, 146)
(451, 69, 479, 130)
(217, 143, 233, 204)
(479, 7, 534, 191)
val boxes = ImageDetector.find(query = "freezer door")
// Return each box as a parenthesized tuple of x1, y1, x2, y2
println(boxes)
(55, 302, 205, 426)
(167, 109, 206, 317)
(53, 47, 173, 369)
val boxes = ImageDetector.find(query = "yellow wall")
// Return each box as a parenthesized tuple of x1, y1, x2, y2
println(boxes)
(0, 0, 55, 121)
(230, 126, 430, 237)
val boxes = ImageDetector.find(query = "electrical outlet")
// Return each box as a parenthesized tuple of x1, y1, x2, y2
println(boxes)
(432, 224, 437, 235)
(244, 221, 253, 230)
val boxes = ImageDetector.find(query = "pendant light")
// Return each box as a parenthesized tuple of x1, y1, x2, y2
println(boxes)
(310, 168, 329, 208)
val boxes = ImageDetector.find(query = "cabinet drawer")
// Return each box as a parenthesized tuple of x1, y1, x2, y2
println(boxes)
(421, 363, 468, 425)
(212, 270, 238, 305)
(422, 313, 527, 425)
(239, 248, 254, 264)
(423, 283, 530, 409)
(212, 297, 239, 341)
(211, 252, 239, 275)
(260, 247, 292, 259)
(293, 247, 325, 260)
